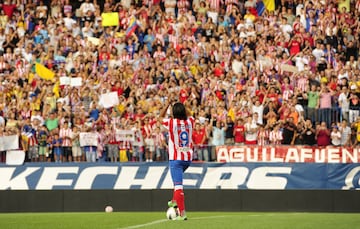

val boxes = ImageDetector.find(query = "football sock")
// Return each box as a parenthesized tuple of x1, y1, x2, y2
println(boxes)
(173, 189, 185, 216)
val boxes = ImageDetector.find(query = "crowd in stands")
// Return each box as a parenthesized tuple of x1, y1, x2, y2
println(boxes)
(0, 0, 360, 163)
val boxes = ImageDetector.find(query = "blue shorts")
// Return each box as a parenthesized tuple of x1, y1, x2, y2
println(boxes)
(169, 160, 191, 186)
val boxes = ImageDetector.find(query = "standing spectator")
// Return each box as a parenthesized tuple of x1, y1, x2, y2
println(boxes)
(301, 119, 316, 146)
(209, 118, 226, 161)
(132, 120, 145, 162)
(257, 124, 269, 146)
(338, 86, 350, 122)
(304, 84, 319, 124)
(71, 125, 82, 162)
(84, 128, 97, 162)
(52, 133, 63, 163)
(37, 125, 48, 162)
(143, 116, 155, 162)
(224, 116, 234, 145)
(192, 121, 209, 161)
(59, 121, 72, 162)
(244, 115, 258, 145)
(318, 85, 333, 127)
(339, 119, 352, 146)
(316, 121, 330, 146)
(330, 126, 341, 146)
(269, 124, 283, 145)
(282, 117, 297, 145)
(233, 118, 245, 145)
(153, 126, 166, 161)
(349, 94, 360, 123)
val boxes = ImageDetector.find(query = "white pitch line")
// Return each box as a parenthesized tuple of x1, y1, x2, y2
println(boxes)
(118, 215, 228, 229)
(118, 219, 168, 229)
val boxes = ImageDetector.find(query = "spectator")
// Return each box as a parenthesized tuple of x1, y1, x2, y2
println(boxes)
(316, 121, 331, 146)
(330, 126, 341, 146)
(209, 118, 226, 161)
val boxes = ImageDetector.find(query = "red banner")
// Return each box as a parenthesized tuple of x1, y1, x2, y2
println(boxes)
(216, 145, 360, 163)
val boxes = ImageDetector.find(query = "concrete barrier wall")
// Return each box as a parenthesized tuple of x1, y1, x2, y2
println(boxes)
(0, 190, 359, 213)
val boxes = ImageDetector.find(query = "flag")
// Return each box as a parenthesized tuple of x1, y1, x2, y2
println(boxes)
(53, 81, 60, 98)
(256, 1, 265, 16)
(101, 12, 119, 27)
(263, 0, 275, 11)
(338, 0, 350, 12)
(126, 16, 138, 38)
(35, 63, 55, 81)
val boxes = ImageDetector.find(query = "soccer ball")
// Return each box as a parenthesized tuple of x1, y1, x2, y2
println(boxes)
(166, 207, 178, 220)
(105, 206, 113, 213)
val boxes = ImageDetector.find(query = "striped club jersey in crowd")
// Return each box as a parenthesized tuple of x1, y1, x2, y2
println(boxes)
(162, 117, 194, 161)
(59, 128, 72, 147)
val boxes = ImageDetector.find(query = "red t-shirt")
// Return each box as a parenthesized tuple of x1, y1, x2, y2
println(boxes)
(192, 128, 206, 145)
(2, 4, 16, 18)
(289, 40, 301, 56)
(233, 124, 245, 143)
(179, 88, 188, 103)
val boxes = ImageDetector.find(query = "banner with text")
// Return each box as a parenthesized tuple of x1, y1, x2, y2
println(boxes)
(0, 162, 359, 190)
(216, 145, 360, 163)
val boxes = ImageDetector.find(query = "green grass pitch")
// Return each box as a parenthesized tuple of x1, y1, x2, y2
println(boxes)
(0, 212, 359, 229)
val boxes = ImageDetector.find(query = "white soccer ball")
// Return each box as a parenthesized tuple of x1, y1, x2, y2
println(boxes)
(105, 206, 113, 213)
(166, 207, 178, 220)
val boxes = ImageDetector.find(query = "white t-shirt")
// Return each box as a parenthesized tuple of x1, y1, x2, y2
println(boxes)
(245, 122, 258, 141)
(232, 59, 244, 74)
(331, 131, 341, 146)
(294, 56, 309, 72)
(338, 92, 349, 112)
(312, 49, 324, 62)
(252, 105, 264, 125)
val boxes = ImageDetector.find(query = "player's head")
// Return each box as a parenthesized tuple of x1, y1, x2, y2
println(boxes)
(172, 102, 187, 120)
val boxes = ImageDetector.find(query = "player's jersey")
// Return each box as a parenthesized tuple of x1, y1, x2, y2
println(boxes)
(162, 117, 194, 161)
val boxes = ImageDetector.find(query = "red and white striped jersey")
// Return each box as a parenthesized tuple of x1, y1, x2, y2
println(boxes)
(153, 131, 165, 147)
(209, 0, 222, 11)
(107, 129, 118, 145)
(162, 117, 194, 161)
(296, 77, 308, 93)
(257, 130, 269, 146)
(143, 123, 155, 139)
(269, 130, 283, 145)
(59, 128, 73, 147)
(119, 140, 132, 150)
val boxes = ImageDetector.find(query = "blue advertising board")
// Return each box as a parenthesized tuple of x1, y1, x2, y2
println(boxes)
(0, 162, 359, 190)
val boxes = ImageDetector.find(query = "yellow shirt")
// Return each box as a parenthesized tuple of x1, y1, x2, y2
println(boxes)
(354, 122, 360, 142)
(227, 107, 236, 122)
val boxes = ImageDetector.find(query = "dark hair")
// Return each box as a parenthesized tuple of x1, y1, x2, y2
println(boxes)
(172, 102, 187, 120)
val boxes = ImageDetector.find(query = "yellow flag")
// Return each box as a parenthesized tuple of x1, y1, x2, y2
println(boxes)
(28, 73, 34, 84)
(53, 81, 60, 98)
(263, 0, 275, 11)
(101, 12, 119, 27)
(338, 0, 350, 12)
(35, 63, 55, 81)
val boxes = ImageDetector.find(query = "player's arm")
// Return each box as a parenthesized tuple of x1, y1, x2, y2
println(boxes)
(184, 100, 192, 118)
(159, 98, 172, 123)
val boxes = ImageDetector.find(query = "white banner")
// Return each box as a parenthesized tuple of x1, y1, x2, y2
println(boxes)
(60, 77, 83, 87)
(0, 135, 19, 151)
(116, 130, 135, 142)
(281, 64, 298, 73)
(6, 150, 25, 165)
(99, 92, 119, 108)
(79, 133, 98, 147)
